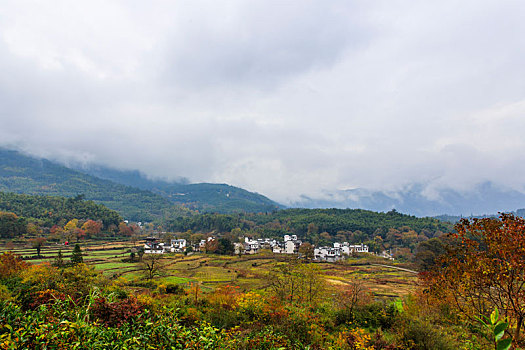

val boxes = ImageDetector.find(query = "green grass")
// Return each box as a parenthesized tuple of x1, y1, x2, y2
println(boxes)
(160, 276, 190, 284)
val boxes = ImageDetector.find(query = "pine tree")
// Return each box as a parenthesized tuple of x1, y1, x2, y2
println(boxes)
(54, 249, 65, 268)
(70, 244, 83, 265)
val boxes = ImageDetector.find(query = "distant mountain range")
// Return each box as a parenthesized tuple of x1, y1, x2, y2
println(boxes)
(292, 182, 525, 218)
(0, 149, 281, 221)
(75, 165, 282, 213)
(2, 148, 525, 220)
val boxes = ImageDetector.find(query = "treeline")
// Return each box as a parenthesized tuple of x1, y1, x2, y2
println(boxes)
(164, 208, 452, 251)
(0, 212, 27, 239)
(0, 192, 122, 230)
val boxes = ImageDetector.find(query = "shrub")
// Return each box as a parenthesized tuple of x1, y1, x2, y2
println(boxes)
(90, 296, 144, 327)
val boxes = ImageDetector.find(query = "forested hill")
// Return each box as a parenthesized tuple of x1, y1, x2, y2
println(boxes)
(76, 165, 282, 213)
(0, 149, 185, 221)
(0, 192, 121, 228)
(165, 208, 453, 249)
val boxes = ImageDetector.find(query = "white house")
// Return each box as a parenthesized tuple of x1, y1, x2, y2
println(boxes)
(348, 243, 369, 253)
(285, 239, 301, 254)
(314, 246, 343, 262)
(170, 239, 187, 253)
(144, 237, 164, 254)
(243, 237, 260, 254)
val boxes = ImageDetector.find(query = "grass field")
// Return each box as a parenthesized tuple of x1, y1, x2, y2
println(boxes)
(1, 240, 417, 299)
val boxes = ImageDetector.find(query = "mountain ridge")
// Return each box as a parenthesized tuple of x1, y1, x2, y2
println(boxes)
(293, 182, 525, 217)
(0, 149, 280, 220)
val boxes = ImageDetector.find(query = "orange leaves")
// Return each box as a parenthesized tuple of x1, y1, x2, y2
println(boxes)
(423, 213, 525, 339)
(0, 252, 29, 279)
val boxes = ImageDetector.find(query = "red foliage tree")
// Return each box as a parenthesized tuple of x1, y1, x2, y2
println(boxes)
(81, 220, 103, 238)
(424, 213, 525, 340)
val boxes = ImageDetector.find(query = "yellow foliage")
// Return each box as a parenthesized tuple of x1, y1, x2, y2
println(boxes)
(0, 284, 13, 301)
(332, 328, 373, 350)
(64, 219, 79, 231)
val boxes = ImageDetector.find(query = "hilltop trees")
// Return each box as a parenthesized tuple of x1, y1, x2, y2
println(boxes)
(424, 213, 525, 340)
(0, 212, 26, 238)
(0, 192, 122, 229)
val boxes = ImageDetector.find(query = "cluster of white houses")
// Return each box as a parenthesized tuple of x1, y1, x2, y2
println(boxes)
(143, 237, 187, 254)
(234, 235, 303, 255)
(144, 235, 379, 262)
(314, 243, 369, 262)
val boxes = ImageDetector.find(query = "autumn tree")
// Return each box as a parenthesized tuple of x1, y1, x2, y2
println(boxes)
(118, 222, 133, 237)
(269, 260, 326, 304)
(336, 279, 371, 315)
(64, 219, 79, 242)
(30, 237, 46, 257)
(81, 220, 102, 238)
(424, 214, 525, 341)
(204, 238, 219, 254)
(49, 224, 65, 242)
(64, 219, 79, 232)
(0, 252, 29, 279)
(140, 253, 166, 280)
(298, 242, 314, 260)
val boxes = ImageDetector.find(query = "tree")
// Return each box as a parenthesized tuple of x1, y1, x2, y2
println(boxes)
(0, 252, 29, 279)
(118, 222, 133, 237)
(298, 242, 314, 260)
(81, 220, 102, 238)
(73, 228, 86, 242)
(64, 219, 79, 242)
(0, 212, 26, 238)
(30, 237, 46, 257)
(216, 238, 234, 255)
(336, 279, 371, 315)
(140, 253, 166, 280)
(49, 225, 65, 242)
(137, 247, 145, 261)
(204, 239, 218, 254)
(70, 244, 83, 265)
(269, 259, 326, 304)
(64, 219, 79, 232)
(54, 249, 65, 268)
(413, 237, 447, 271)
(424, 214, 525, 341)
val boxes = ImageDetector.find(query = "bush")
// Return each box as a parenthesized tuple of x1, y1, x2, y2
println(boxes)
(90, 296, 144, 327)
(396, 317, 457, 350)
(165, 283, 186, 295)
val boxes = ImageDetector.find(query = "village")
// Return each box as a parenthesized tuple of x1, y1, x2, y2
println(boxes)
(143, 234, 394, 262)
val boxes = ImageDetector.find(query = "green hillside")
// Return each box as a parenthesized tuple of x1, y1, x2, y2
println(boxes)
(0, 149, 281, 220)
(0, 191, 122, 229)
(80, 166, 282, 213)
(0, 149, 183, 221)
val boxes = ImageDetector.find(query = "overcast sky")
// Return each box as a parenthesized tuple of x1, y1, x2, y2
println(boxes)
(1, 1, 525, 204)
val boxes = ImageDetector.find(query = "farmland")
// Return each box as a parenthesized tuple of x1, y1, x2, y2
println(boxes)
(0, 240, 417, 298)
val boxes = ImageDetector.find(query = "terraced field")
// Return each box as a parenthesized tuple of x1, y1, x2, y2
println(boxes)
(1, 241, 417, 298)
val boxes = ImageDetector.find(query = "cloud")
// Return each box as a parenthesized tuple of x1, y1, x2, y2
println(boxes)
(1, 1, 525, 204)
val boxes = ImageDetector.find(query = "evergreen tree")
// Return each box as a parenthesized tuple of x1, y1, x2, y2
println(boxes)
(53, 249, 65, 268)
(70, 244, 83, 265)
